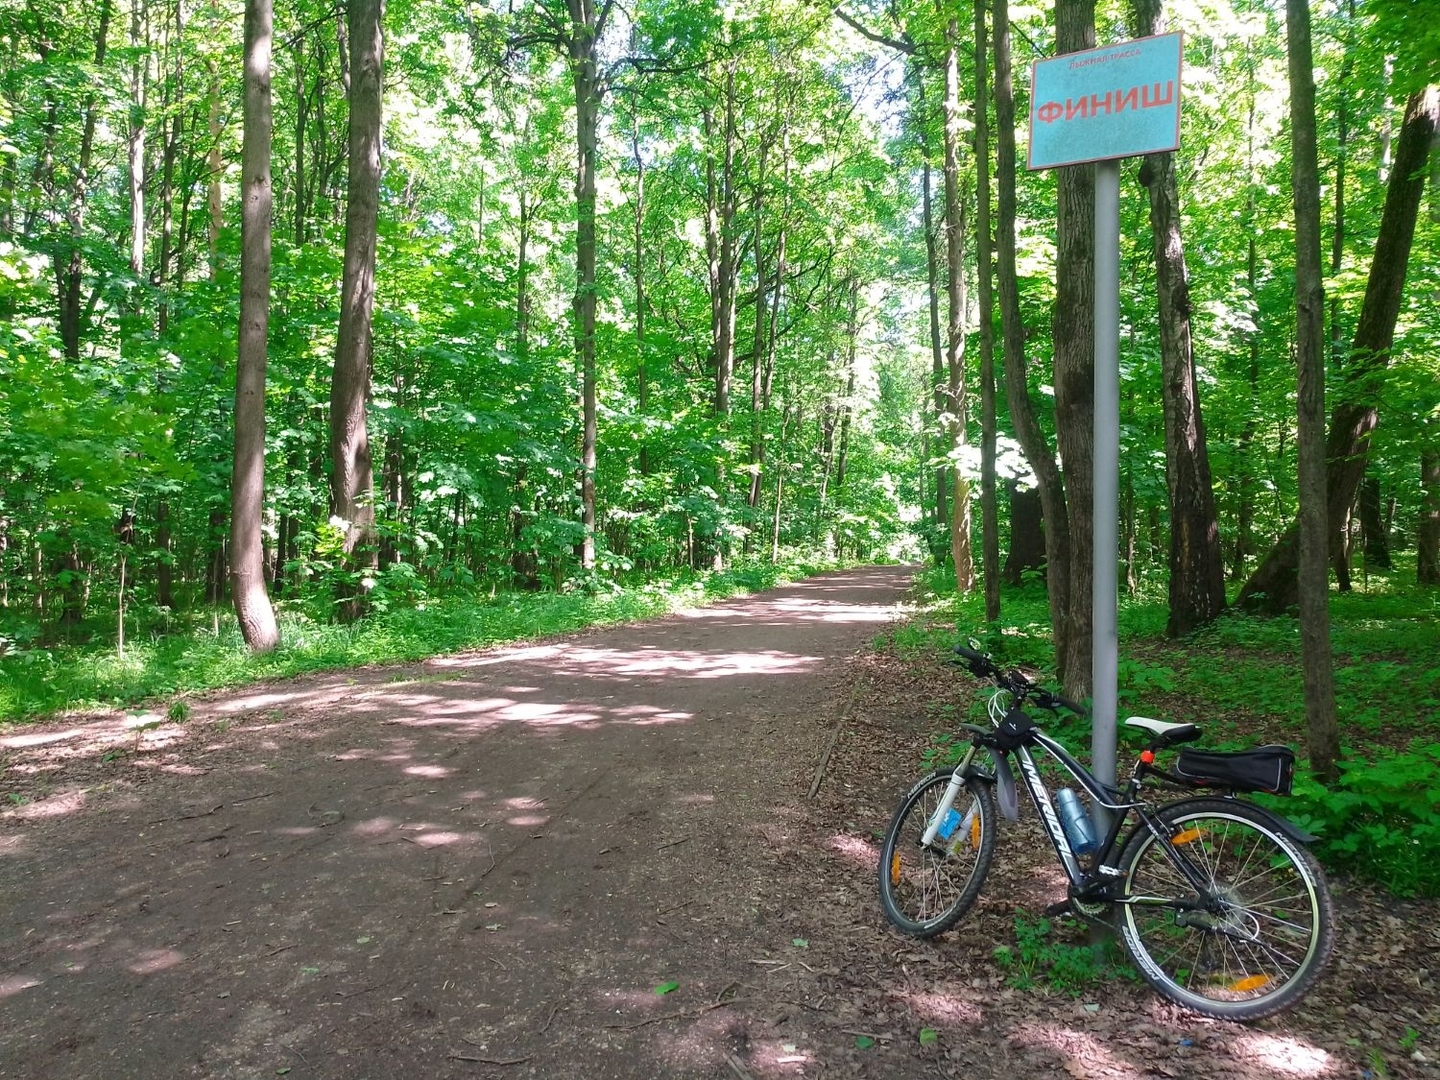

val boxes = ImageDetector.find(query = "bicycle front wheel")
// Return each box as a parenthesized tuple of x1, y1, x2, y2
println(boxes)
(1115, 797, 1334, 1021)
(878, 767, 997, 937)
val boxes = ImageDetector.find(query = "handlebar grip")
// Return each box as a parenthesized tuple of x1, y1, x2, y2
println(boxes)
(953, 645, 987, 664)
(1042, 692, 1085, 715)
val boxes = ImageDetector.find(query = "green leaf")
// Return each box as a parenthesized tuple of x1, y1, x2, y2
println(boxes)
(919, 1028, 938, 1046)
(855, 1035, 875, 1050)
(791, 938, 808, 948)
(653, 981, 679, 995)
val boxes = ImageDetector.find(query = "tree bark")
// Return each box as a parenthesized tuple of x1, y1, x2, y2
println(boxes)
(567, 0, 611, 572)
(1132, 0, 1226, 638)
(941, 23, 974, 594)
(1359, 474, 1390, 569)
(1051, 0, 1097, 695)
(994, 0, 1071, 677)
(1285, 0, 1339, 780)
(922, 152, 948, 532)
(1238, 87, 1439, 613)
(329, 0, 384, 617)
(974, 0, 999, 623)
(1419, 450, 1440, 586)
(231, 0, 280, 653)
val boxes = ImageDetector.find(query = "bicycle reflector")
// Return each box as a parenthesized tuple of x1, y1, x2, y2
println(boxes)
(1170, 827, 1203, 846)
(1229, 975, 1272, 993)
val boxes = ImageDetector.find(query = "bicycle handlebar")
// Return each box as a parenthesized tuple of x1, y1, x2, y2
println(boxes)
(950, 644, 1084, 716)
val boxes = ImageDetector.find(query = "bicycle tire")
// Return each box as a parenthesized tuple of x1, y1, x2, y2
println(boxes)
(1114, 797, 1334, 1021)
(878, 766, 998, 937)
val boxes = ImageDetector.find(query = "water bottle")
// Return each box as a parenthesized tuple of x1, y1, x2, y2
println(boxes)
(936, 807, 962, 840)
(947, 806, 978, 854)
(1055, 788, 1098, 855)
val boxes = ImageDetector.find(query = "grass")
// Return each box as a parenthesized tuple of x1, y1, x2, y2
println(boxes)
(0, 555, 843, 724)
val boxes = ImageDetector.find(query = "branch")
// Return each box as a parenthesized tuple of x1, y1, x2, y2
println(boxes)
(832, 5, 914, 55)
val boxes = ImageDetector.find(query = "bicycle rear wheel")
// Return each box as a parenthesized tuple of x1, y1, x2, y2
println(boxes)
(878, 767, 997, 937)
(1115, 797, 1333, 1021)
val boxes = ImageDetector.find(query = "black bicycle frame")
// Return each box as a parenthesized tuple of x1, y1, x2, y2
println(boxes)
(1008, 730, 1215, 901)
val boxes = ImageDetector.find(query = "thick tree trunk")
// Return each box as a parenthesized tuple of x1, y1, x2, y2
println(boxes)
(994, 0, 1071, 676)
(974, 0, 999, 623)
(329, 0, 383, 618)
(1359, 474, 1390, 569)
(1004, 483, 1045, 586)
(230, 0, 280, 653)
(1050, 0, 1096, 695)
(1285, 0, 1339, 780)
(1133, 0, 1226, 638)
(1238, 87, 1439, 613)
(1420, 450, 1440, 586)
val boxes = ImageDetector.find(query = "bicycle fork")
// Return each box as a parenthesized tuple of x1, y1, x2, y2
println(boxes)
(919, 747, 984, 849)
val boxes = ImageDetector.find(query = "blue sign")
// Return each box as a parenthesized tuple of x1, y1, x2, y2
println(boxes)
(1028, 32, 1183, 170)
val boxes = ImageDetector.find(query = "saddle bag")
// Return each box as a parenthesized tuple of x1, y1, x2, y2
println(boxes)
(1174, 745, 1296, 796)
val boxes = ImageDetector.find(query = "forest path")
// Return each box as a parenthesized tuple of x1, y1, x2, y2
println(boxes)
(1, 566, 926, 1079)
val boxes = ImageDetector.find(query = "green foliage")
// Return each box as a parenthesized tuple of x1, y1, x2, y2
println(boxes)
(990, 912, 1136, 995)
(1263, 742, 1440, 898)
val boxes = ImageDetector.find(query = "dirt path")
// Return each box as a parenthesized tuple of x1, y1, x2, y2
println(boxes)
(2, 566, 1434, 1080)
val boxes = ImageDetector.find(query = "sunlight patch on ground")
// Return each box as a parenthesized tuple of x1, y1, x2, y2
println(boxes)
(403, 764, 451, 778)
(828, 833, 879, 870)
(0, 974, 41, 999)
(352, 816, 398, 838)
(1228, 1032, 1336, 1077)
(126, 947, 185, 975)
(3, 789, 86, 821)
(0, 727, 88, 749)
(1010, 1023, 1148, 1080)
(900, 989, 984, 1025)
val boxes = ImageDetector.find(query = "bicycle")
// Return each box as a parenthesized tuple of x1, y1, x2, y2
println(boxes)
(877, 643, 1334, 1021)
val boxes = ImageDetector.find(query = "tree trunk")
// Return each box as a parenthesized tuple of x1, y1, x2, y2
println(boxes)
(1359, 474, 1390, 569)
(921, 153, 948, 531)
(568, 0, 610, 573)
(53, 0, 113, 361)
(127, 0, 146, 279)
(1419, 450, 1440, 586)
(230, 0, 280, 653)
(1285, 0, 1339, 780)
(1132, 0, 1226, 638)
(1051, 0, 1098, 695)
(974, 0, 1000, 623)
(941, 24, 974, 594)
(329, 0, 383, 617)
(994, 0, 1071, 677)
(1238, 87, 1439, 613)
(1004, 482, 1045, 585)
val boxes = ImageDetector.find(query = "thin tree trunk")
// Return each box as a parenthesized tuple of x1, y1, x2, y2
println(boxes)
(567, 0, 611, 572)
(329, 0, 383, 618)
(1419, 450, 1440, 585)
(127, 0, 147, 279)
(974, 0, 999, 623)
(1359, 474, 1390, 569)
(1285, 0, 1339, 780)
(994, 0, 1070, 675)
(231, 0, 280, 653)
(921, 153, 948, 531)
(1132, 0, 1226, 638)
(941, 24, 974, 593)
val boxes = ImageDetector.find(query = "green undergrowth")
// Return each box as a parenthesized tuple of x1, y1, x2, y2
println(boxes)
(885, 564, 1440, 897)
(992, 911, 1138, 995)
(0, 555, 842, 724)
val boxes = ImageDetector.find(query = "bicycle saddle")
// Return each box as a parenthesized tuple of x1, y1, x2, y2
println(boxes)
(1123, 716, 1201, 746)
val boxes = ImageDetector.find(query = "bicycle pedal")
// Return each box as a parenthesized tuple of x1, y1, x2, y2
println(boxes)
(1041, 900, 1073, 918)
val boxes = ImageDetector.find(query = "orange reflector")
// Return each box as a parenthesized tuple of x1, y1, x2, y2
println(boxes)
(1170, 828, 1203, 845)
(1228, 975, 1271, 993)
(970, 815, 982, 848)
(891, 853, 902, 886)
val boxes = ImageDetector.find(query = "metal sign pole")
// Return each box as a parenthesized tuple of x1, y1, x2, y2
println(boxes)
(1091, 159, 1121, 803)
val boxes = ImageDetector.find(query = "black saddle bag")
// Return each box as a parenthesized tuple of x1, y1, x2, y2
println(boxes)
(1174, 745, 1296, 796)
